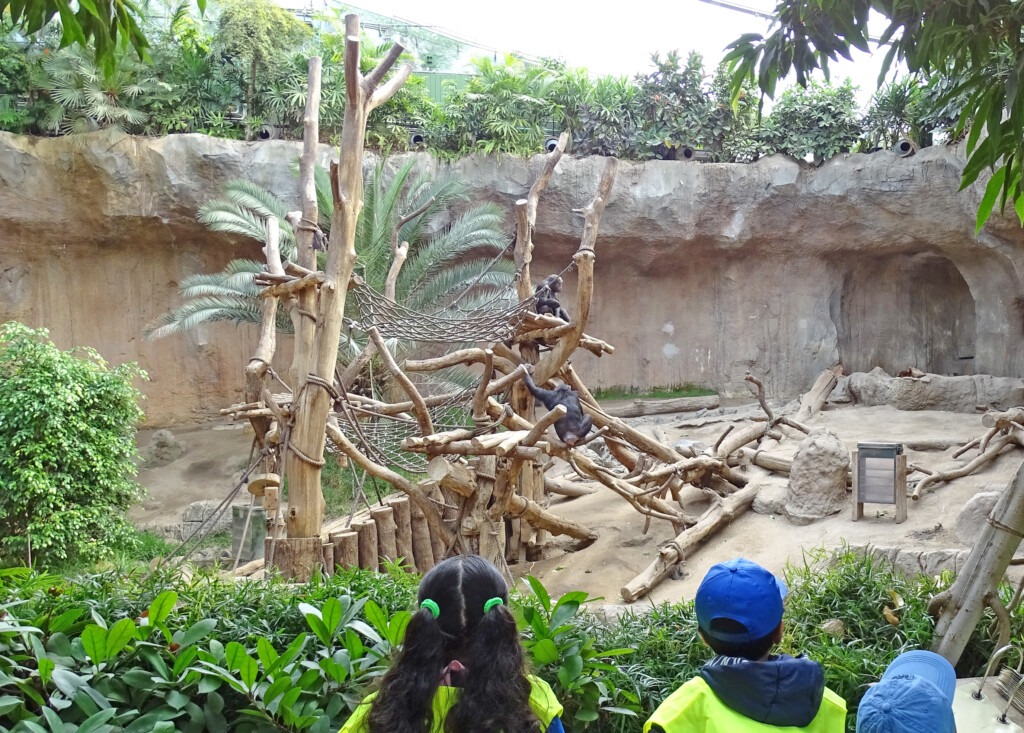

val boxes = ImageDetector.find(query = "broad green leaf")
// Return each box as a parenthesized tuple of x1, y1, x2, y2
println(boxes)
(362, 600, 387, 635)
(81, 624, 108, 664)
(256, 637, 279, 672)
(41, 707, 66, 733)
(321, 597, 343, 636)
(177, 618, 217, 648)
(531, 638, 559, 665)
(525, 575, 551, 611)
(225, 642, 258, 690)
(148, 591, 178, 626)
(0, 694, 22, 715)
(37, 656, 55, 686)
(106, 618, 136, 658)
(76, 708, 118, 733)
(557, 653, 584, 688)
(976, 166, 1007, 234)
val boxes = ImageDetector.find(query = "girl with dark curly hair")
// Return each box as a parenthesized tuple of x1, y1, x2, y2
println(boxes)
(340, 554, 565, 733)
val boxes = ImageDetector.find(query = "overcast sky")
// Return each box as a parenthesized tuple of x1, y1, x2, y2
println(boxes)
(343, 0, 896, 107)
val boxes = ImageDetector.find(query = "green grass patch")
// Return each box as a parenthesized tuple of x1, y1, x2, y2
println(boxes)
(593, 384, 717, 401)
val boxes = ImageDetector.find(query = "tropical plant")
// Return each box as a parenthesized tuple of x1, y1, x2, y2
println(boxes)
(436, 54, 558, 156)
(634, 50, 716, 159)
(516, 576, 640, 728)
(861, 77, 927, 151)
(1, 0, 159, 72)
(723, 0, 1024, 231)
(30, 43, 169, 134)
(760, 79, 861, 162)
(0, 322, 146, 568)
(146, 160, 514, 378)
(213, 0, 311, 137)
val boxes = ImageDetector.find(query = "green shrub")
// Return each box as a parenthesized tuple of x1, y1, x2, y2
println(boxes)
(0, 322, 146, 568)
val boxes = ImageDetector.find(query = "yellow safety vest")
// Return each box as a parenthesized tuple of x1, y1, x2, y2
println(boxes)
(340, 675, 563, 733)
(644, 676, 846, 733)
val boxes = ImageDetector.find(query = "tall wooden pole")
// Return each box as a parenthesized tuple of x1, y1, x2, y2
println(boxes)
(930, 458, 1024, 664)
(273, 18, 411, 580)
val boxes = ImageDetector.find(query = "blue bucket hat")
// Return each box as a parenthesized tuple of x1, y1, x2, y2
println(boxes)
(856, 650, 957, 733)
(695, 558, 787, 643)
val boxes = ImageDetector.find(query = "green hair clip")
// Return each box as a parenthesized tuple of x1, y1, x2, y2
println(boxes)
(420, 599, 440, 618)
(483, 597, 504, 614)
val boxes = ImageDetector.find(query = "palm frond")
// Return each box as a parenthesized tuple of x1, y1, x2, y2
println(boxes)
(405, 264, 517, 313)
(144, 295, 291, 340)
(400, 203, 507, 293)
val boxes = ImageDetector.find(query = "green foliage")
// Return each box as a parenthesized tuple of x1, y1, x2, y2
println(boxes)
(517, 577, 639, 728)
(0, 322, 146, 568)
(0, 0, 161, 73)
(760, 79, 861, 161)
(861, 77, 928, 151)
(591, 384, 716, 401)
(723, 0, 1024, 229)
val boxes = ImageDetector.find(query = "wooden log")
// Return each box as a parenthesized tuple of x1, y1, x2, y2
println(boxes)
(389, 496, 415, 570)
(403, 427, 477, 451)
(471, 432, 530, 450)
(233, 557, 266, 577)
(912, 433, 1021, 499)
(982, 408, 1024, 430)
(353, 519, 379, 571)
(603, 395, 720, 418)
(321, 543, 335, 575)
(264, 537, 323, 582)
(735, 447, 792, 473)
(427, 457, 477, 497)
(370, 506, 398, 567)
(794, 368, 840, 423)
(506, 493, 597, 543)
(472, 349, 495, 422)
(408, 440, 546, 461)
(404, 347, 518, 376)
(330, 531, 358, 570)
(263, 486, 280, 512)
(259, 271, 325, 299)
(368, 327, 433, 436)
(545, 475, 598, 498)
(621, 482, 760, 602)
(931, 460, 1024, 665)
(408, 498, 435, 573)
(425, 483, 450, 563)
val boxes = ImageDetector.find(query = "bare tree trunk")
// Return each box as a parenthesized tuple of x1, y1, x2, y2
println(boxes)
(274, 19, 411, 580)
(930, 459, 1024, 665)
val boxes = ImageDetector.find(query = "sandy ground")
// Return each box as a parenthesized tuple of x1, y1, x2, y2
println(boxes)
(130, 402, 1023, 605)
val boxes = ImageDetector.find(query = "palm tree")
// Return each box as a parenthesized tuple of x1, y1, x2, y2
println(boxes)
(146, 159, 516, 391)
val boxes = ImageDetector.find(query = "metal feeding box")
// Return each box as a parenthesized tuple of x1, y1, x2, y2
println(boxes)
(851, 442, 908, 523)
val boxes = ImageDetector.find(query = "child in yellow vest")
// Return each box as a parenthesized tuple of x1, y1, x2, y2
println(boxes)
(340, 555, 564, 733)
(645, 558, 846, 733)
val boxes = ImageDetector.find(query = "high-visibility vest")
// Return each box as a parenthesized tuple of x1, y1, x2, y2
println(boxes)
(644, 676, 847, 733)
(340, 675, 563, 733)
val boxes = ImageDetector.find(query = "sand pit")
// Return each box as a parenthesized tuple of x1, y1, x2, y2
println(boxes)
(131, 402, 1024, 605)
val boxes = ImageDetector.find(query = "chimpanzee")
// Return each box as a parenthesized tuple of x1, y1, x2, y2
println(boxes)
(522, 369, 593, 447)
(533, 274, 570, 322)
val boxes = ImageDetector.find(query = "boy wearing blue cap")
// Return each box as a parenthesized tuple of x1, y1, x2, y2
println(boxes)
(644, 558, 846, 733)
(856, 650, 957, 732)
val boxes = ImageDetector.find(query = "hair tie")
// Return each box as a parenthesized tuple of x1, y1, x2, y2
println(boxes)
(483, 597, 504, 614)
(420, 599, 440, 618)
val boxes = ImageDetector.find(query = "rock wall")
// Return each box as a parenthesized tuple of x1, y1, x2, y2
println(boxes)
(1, 131, 1022, 425)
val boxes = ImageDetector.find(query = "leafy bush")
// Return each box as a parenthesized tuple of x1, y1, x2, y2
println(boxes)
(0, 322, 146, 568)
(761, 79, 862, 162)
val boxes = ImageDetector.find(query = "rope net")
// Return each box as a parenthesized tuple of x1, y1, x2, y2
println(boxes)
(332, 389, 483, 473)
(348, 282, 534, 343)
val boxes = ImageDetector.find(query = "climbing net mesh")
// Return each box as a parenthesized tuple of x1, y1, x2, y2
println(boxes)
(347, 282, 534, 343)
(332, 389, 487, 473)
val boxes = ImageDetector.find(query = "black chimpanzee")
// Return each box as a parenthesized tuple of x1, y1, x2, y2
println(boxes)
(522, 369, 593, 447)
(533, 274, 570, 322)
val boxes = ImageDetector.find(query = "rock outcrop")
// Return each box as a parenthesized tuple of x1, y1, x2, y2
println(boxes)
(786, 428, 851, 524)
(2, 131, 1022, 424)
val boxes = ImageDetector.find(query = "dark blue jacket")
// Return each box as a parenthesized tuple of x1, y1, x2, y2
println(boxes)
(698, 654, 826, 727)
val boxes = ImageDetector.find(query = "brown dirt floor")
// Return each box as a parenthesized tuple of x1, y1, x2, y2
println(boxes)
(130, 402, 1023, 605)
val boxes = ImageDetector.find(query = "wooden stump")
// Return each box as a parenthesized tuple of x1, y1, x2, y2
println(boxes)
(408, 495, 436, 573)
(371, 505, 399, 568)
(389, 496, 415, 570)
(321, 543, 335, 575)
(330, 531, 359, 570)
(264, 537, 323, 582)
(353, 519, 379, 571)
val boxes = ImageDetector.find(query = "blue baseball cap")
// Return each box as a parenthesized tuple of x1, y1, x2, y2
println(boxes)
(856, 650, 957, 733)
(695, 558, 787, 642)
